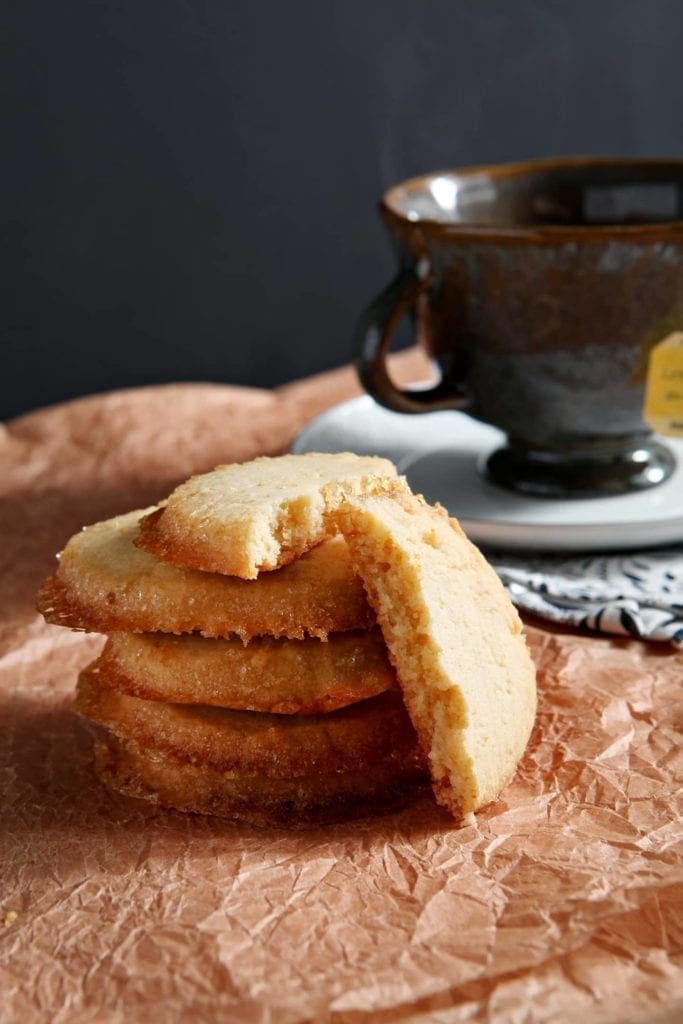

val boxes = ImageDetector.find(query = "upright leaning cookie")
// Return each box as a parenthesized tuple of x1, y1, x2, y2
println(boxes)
(135, 452, 398, 578)
(334, 489, 537, 822)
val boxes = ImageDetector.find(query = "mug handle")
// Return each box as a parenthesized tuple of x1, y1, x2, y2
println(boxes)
(354, 265, 469, 414)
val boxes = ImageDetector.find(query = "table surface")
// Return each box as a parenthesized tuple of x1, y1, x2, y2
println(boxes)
(1, 354, 681, 1024)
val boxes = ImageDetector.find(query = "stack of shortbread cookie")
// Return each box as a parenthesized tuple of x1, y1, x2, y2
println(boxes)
(38, 453, 537, 827)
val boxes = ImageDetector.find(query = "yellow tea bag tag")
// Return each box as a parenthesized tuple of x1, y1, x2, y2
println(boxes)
(643, 331, 683, 437)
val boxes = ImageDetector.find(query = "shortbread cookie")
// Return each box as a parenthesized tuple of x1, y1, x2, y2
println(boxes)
(98, 628, 396, 714)
(76, 667, 424, 778)
(94, 735, 429, 828)
(135, 452, 398, 578)
(334, 490, 537, 821)
(38, 510, 373, 640)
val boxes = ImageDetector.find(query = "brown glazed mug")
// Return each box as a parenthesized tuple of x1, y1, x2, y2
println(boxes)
(355, 157, 683, 497)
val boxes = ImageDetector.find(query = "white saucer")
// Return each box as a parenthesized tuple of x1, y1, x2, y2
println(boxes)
(292, 395, 683, 551)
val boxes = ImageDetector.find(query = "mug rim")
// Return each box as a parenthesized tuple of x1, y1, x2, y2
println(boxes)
(381, 155, 683, 238)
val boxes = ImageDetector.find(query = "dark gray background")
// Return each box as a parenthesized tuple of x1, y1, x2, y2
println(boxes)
(3, 0, 683, 420)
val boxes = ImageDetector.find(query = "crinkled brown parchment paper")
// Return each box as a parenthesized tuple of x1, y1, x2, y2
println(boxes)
(1, 354, 682, 1024)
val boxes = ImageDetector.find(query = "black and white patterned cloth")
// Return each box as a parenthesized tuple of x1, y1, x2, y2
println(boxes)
(486, 546, 683, 648)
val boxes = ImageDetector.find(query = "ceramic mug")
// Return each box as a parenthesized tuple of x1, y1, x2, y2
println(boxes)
(355, 157, 683, 497)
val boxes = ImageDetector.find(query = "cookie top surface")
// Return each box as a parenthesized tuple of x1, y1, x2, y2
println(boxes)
(37, 508, 374, 640)
(335, 490, 537, 820)
(135, 452, 398, 578)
